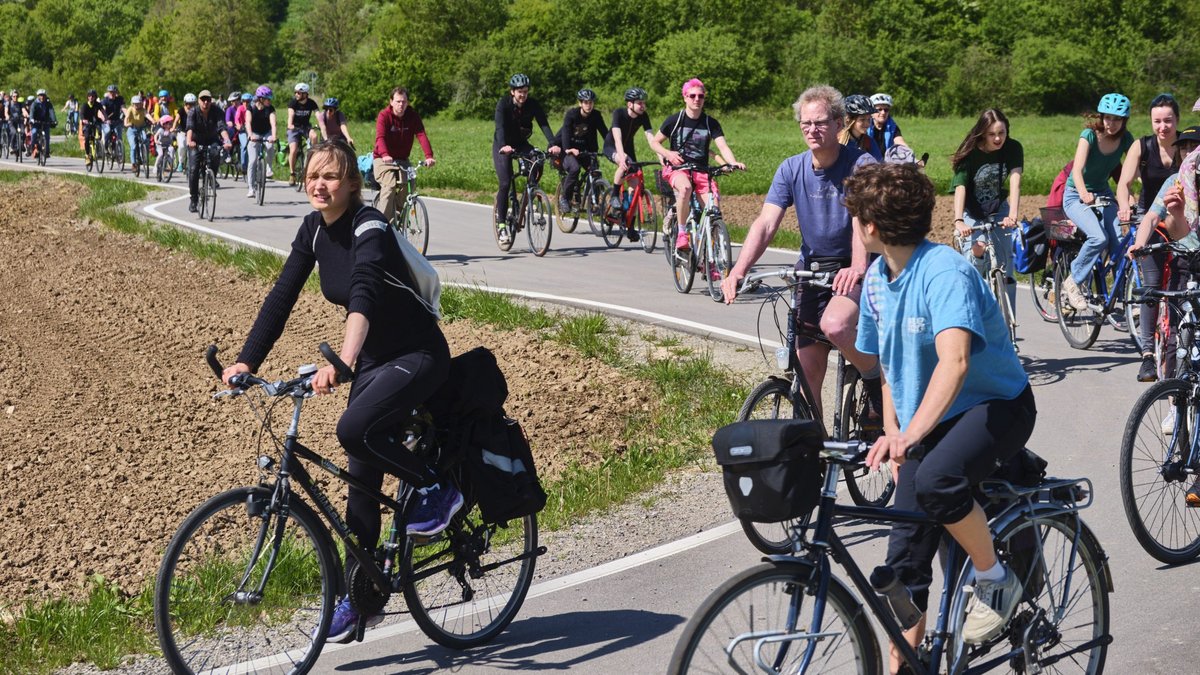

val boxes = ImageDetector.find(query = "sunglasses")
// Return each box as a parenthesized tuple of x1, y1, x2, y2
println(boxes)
(199, 96, 211, 101)
(686, 93, 705, 100)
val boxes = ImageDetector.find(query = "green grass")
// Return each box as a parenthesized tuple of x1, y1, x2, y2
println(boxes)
(1, 171, 750, 673)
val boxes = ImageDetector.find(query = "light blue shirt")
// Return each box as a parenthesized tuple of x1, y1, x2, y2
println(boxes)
(856, 240, 1028, 431)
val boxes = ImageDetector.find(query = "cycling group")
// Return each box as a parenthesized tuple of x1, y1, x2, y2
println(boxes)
(1, 88, 58, 163)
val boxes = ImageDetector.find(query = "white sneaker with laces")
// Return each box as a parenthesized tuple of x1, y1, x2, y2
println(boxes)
(1162, 408, 1177, 437)
(497, 224, 511, 245)
(1060, 276, 1089, 311)
(961, 568, 1023, 644)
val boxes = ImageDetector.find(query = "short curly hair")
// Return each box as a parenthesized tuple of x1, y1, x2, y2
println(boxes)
(842, 163, 935, 246)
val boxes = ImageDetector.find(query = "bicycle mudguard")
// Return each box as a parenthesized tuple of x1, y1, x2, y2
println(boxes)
(990, 503, 1113, 594)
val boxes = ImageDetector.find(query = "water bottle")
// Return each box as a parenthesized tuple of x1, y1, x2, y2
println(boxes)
(870, 565, 922, 630)
(622, 191, 631, 211)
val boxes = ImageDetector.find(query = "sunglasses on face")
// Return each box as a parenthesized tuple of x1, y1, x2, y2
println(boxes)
(686, 93, 705, 100)
(199, 97, 211, 102)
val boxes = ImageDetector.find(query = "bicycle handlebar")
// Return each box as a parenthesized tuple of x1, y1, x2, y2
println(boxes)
(738, 267, 835, 294)
(669, 162, 741, 177)
(205, 342, 354, 396)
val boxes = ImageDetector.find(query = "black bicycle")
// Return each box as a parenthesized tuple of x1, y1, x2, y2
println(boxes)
(32, 122, 51, 166)
(154, 344, 543, 673)
(554, 150, 610, 235)
(495, 148, 554, 256)
(104, 123, 125, 172)
(195, 144, 219, 222)
(670, 420, 1112, 674)
(130, 126, 151, 179)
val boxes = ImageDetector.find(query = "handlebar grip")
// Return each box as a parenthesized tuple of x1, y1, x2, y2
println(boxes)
(205, 345, 224, 380)
(318, 342, 355, 384)
(905, 444, 927, 462)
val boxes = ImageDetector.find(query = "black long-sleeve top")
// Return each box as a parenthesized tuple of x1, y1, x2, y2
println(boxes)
(237, 205, 442, 370)
(559, 107, 606, 153)
(186, 104, 229, 146)
(493, 95, 556, 150)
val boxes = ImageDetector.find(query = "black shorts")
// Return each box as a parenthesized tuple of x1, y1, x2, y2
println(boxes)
(603, 147, 636, 167)
(792, 259, 861, 348)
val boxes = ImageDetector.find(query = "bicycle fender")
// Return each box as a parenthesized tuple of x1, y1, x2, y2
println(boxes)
(993, 506, 1114, 594)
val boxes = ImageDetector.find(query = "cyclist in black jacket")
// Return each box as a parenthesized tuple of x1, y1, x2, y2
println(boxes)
(492, 73, 560, 245)
(558, 88, 606, 214)
(185, 90, 233, 212)
(29, 89, 56, 159)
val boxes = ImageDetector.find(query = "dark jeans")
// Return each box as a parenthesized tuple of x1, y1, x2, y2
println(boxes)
(561, 153, 587, 202)
(336, 339, 450, 547)
(884, 384, 1037, 610)
(188, 145, 222, 201)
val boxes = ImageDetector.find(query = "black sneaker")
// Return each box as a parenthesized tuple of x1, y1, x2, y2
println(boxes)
(626, 229, 640, 243)
(558, 197, 572, 213)
(1137, 355, 1157, 383)
(609, 196, 623, 211)
(188, 201, 198, 213)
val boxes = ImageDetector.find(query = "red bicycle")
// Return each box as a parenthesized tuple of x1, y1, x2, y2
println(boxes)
(600, 161, 660, 253)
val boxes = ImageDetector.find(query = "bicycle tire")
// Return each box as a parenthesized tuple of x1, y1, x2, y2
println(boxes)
(116, 138, 125, 172)
(143, 140, 151, 179)
(1053, 248, 1101, 349)
(554, 179, 578, 233)
(256, 152, 267, 205)
(13, 133, 22, 163)
(1028, 262, 1059, 322)
(736, 377, 815, 555)
(672, 219, 696, 294)
(154, 486, 338, 675)
(668, 562, 882, 675)
(599, 200, 625, 248)
(1, 127, 8, 159)
(1123, 263, 1147, 354)
(1119, 378, 1200, 563)
(838, 370, 895, 508)
(93, 138, 104, 173)
(526, 189, 553, 256)
(404, 197, 430, 255)
(401, 506, 538, 649)
(991, 268, 1017, 349)
(704, 218, 733, 302)
(586, 181, 608, 237)
(663, 207, 677, 269)
(636, 187, 658, 254)
(948, 513, 1110, 672)
(165, 148, 176, 183)
(294, 147, 307, 192)
(206, 169, 217, 222)
(36, 132, 47, 166)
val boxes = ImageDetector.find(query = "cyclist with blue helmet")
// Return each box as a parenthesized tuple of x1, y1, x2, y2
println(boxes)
(318, 96, 354, 147)
(1058, 93, 1135, 312)
(493, 73, 561, 244)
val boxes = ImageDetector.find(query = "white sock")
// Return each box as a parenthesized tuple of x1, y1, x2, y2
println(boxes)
(975, 561, 1006, 584)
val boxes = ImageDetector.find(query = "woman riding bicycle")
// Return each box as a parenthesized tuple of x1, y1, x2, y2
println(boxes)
(648, 78, 744, 252)
(221, 140, 459, 644)
(839, 94, 882, 161)
(1059, 93, 1135, 312)
(950, 108, 1023, 312)
(244, 86, 278, 201)
(847, 162, 1036, 672)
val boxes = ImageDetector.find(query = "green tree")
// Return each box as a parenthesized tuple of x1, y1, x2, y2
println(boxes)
(165, 0, 274, 92)
(651, 28, 769, 111)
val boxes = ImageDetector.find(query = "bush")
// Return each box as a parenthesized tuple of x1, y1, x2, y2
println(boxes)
(650, 28, 769, 110)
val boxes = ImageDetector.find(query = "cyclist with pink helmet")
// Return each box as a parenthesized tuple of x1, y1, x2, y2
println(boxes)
(245, 86, 278, 200)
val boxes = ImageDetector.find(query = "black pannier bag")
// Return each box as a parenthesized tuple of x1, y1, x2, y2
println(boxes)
(426, 347, 546, 524)
(711, 419, 827, 523)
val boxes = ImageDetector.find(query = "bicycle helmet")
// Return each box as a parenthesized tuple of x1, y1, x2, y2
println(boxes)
(130, 95, 142, 104)
(158, 89, 169, 98)
(36, 88, 46, 97)
(844, 94, 873, 117)
(624, 87, 647, 102)
(106, 84, 118, 93)
(870, 93, 893, 108)
(294, 82, 310, 94)
(508, 73, 530, 89)
(227, 92, 240, 102)
(255, 85, 273, 99)
(26, 96, 33, 102)
(241, 92, 252, 101)
(1097, 92, 1131, 118)
(323, 97, 339, 108)
(159, 115, 173, 126)
(576, 88, 596, 102)
(86, 89, 97, 97)
(183, 93, 197, 104)
(883, 144, 917, 164)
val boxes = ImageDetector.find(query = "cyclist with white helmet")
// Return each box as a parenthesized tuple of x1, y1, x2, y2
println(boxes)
(602, 87, 656, 210)
(839, 94, 882, 161)
(29, 89, 56, 159)
(125, 95, 151, 173)
(245, 86, 279, 200)
(869, 92, 908, 151)
(100, 84, 125, 155)
(318, 97, 354, 146)
(286, 82, 320, 185)
(175, 93, 197, 172)
(557, 88, 606, 214)
(492, 73, 561, 244)
(1058, 93, 1135, 312)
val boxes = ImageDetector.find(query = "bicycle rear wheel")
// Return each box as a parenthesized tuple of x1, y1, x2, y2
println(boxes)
(401, 505, 538, 649)
(704, 218, 733, 302)
(526, 189, 553, 256)
(403, 197, 430, 255)
(554, 178, 577, 233)
(838, 370, 894, 508)
(1029, 260, 1059, 322)
(636, 187, 658, 253)
(1119, 379, 1200, 563)
(736, 377, 815, 555)
(204, 169, 218, 222)
(599, 201, 625, 248)
(154, 486, 337, 675)
(668, 562, 881, 675)
(1053, 248, 1101, 349)
(116, 138, 125, 171)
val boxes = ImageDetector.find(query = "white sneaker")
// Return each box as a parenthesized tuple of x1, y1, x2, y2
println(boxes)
(961, 568, 1023, 644)
(246, 189, 255, 198)
(266, 166, 273, 178)
(497, 228, 511, 245)
(1162, 409, 1177, 437)
(1060, 276, 1089, 311)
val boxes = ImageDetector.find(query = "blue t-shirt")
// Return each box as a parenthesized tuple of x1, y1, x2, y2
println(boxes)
(855, 240, 1028, 431)
(765, 146, 876, 266)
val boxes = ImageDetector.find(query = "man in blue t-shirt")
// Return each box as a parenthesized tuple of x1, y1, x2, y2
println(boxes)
(723, 85, 881, 422)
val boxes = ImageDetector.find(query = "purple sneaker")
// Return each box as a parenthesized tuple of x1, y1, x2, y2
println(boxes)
(321, 597, 382, 644)
(406, 482, 465, 537)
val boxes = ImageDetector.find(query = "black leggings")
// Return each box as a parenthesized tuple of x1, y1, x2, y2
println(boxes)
(493, 143, 532, 222)
(1137, 227, 1188, 351)
(336, 341, 450, 547)
(884, 385, 1037, 610)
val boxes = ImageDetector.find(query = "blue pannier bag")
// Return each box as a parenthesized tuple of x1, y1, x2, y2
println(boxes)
(1013, 217, 1047, 274)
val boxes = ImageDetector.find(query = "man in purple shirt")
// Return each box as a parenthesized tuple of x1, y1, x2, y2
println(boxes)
(722, 85, 881, 422)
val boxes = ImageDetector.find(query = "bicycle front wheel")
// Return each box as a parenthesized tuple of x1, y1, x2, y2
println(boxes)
(704, 218, 733, 302)
(526, 189, 553, 256)
(668, 562, 881, 675)
(554, 178, 577, 233)
(1028, 261, 1059, 322)
(204, 170, 218, 222)
(838, 370, 894, 507)
(599, 201, 625, 248)
(991, 269, 1017, 349)
(155, 486, 338, 675)
(636, 187, 658, 253)
(671, 220, 696, 294)
(404, 197, 430, 255)
(1119, 378, 1200, 563)
(1123, 262, 1147, 354)
(736, 377, 815, 555)
(294, 147, 307, 192)
(401, 506, 538, 649)
(1053, 248, 1101, 349)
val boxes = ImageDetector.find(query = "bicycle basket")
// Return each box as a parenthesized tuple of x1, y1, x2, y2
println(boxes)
(1039, 207, 1083, 242)
(711, 419, 827, 523)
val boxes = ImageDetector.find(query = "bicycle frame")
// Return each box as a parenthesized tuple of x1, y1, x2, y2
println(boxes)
(616, 165, 654, 229)
(508, 151, 546, 228)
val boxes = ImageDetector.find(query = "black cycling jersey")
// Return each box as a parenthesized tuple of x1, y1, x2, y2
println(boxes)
(493, 95, 555, 150)
(80, 100, 102, 124)
(237, 205, 440, 369)
(603, 107, 653, 160)
(559, 107, 605, 153)
(1138, 135, 1175, 213)
(288, 98, 319, 128)
(186, 104, 229, 145)
(100, 95, 124, 121)
(659, 111, 724, 166)
(249, 104, 275, 135)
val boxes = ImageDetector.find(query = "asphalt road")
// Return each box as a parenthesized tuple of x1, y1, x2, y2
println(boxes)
(4, 151, 1198, 673)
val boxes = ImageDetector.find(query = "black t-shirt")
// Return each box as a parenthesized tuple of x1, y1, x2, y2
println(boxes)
(493, 95, 555, 149)
(659, 112, 724, 166)
(80, 100, 103, 123)
(237, 205, 442, 369)
(186, 104, 228, 145)
(603, 107, 653, 159)
(100, 95, 124, 121)
(288, 97, 319, 128)
(249, 104, 276, 135)
(559, 107, 606, 153)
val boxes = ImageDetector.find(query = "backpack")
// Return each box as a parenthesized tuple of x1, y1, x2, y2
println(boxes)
(1047, 161, 1072, 209)
(1013, 217, 1048, 274)
(426, 347, 547, 524)
(349, 206, 441, 318)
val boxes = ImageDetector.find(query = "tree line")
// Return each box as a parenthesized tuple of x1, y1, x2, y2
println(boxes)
(1, 0, 1195, 122)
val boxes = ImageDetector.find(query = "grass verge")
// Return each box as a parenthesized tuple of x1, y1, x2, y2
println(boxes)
(2, 172, 747, 673)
